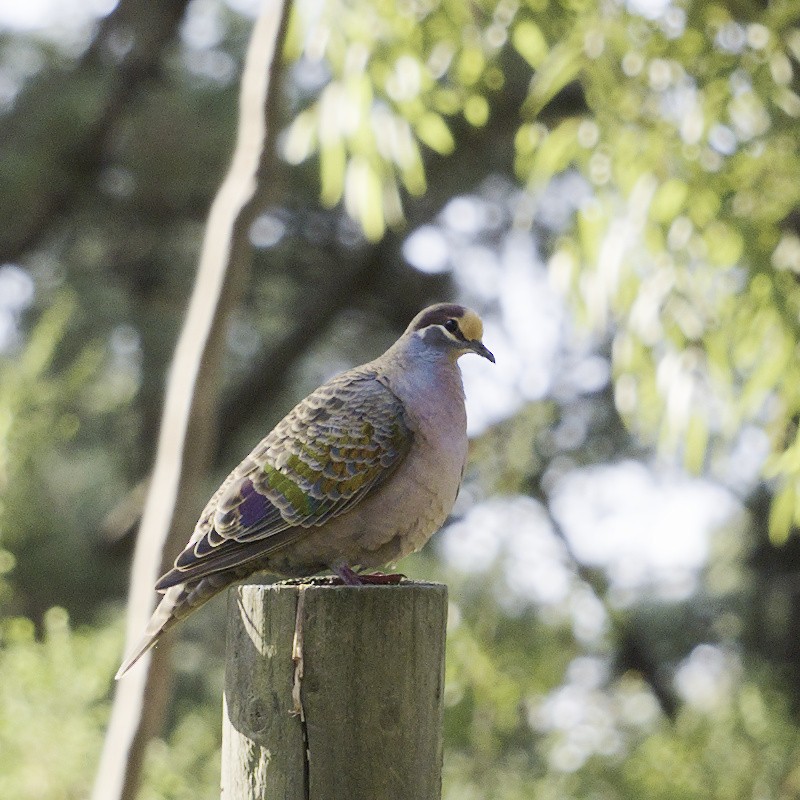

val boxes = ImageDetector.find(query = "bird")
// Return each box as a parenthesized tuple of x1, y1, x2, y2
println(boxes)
(116, 302, 494, 678)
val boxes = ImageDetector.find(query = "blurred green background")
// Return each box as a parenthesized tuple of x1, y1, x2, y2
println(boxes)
(4, 0, 800, 797)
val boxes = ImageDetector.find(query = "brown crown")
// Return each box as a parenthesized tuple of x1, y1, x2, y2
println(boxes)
(407, 303, 468, 333)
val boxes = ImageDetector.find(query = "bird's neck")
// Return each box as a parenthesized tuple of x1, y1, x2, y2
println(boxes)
(379, 336, 466, 408)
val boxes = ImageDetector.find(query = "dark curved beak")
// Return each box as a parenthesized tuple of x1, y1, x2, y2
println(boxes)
(470, 340, 495, 363)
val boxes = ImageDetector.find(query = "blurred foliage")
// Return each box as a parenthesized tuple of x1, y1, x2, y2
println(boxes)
(3, 0, 800, 798)
(0, 294, 133, 618)
(138, 710, 221, 800)
(510, 2, 800, 541)
(282, 0, 509, 237)
(0, 608, 122, 800)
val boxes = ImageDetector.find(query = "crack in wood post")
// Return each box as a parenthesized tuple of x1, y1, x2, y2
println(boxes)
(291, 587, 310, 799)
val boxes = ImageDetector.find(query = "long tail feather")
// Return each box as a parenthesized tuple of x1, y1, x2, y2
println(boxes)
(115, 573, 232, 679)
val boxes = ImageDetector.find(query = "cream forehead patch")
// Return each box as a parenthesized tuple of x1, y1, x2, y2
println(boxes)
(459, 309, 484, 341)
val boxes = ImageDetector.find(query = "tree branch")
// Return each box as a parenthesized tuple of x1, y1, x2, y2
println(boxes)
(92, 2, 292, 798)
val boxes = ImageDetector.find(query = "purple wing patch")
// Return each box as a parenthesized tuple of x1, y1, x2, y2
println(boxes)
(237, 478, 273, 529)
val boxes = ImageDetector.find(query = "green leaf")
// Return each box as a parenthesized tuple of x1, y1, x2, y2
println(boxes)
(738, 328, 790, 416)
(20, 296, 75, 379)
(769, 482, 794, 544)
(456, 46, 485, 87)
(529, 118, 581, 183)
(464, 95, 489, 127)
(523, 40, 582, 117)
(399, 146, 427, 196)
(415, 112, 455, 155)
(650, 179, 689, 223)
(684, 414, 709, 474)
(576, 200, 606, 263)
(319, 140, 346, 207)
(512, 20, 548, 69)
(282, 109, 317, 165)
(344, 157, 385, 241)
(705, 221, 744, 267)
(689, 189, 721, 228)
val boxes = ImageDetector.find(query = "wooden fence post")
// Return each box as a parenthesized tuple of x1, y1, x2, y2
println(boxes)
(221, 582, 448, 800)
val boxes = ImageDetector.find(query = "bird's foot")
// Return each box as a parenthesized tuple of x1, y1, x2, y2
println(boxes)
(332, 563, 363, 585)
(331, 564, 405, 586)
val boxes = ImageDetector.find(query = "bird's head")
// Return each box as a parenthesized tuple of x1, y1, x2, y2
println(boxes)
(406, 303, 495, 364)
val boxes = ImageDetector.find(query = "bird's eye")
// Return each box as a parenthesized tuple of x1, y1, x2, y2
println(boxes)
(444, 318, 459, 334)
